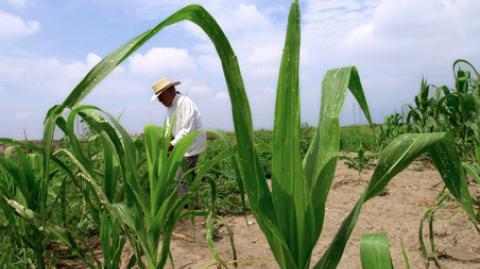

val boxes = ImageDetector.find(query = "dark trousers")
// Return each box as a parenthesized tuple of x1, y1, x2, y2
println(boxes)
(176, 155, 199, 196)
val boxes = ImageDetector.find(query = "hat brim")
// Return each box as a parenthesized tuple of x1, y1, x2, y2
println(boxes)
(150, 81, 181, 102)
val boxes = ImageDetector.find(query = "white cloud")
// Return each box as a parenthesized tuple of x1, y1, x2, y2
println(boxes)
(0, 52, 111, 97)
(0, 11, 40, 40)
(64, 53, 102, 78)
(229, 3, 272, 31)
(129, 47, 197, 78)
(0, 47, 209, 102)
(183, 22, 208, 41)
(340, 0, 480, 61)
(303, 0, 379, 38)
(184, 2, 276, 38)
(334, 0, 480, 87)
(195, 52, 222, 73)
(0, 52, 106, 138)
(210, 92, 228, 102)
(246, 44, 282, 77)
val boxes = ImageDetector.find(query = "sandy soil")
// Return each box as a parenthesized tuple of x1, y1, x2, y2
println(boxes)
(61, 160, 480, 269)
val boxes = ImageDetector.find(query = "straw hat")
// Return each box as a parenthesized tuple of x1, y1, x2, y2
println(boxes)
(150, 77, 181, 102)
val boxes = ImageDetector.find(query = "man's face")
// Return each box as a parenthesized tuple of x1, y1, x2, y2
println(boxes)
(158, 87, 175, 107)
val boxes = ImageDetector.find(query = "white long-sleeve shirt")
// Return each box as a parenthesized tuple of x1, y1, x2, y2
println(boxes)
(166, 93, 207, 157)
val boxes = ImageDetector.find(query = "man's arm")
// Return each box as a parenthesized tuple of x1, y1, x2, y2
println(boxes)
(170, 101, 195, 149)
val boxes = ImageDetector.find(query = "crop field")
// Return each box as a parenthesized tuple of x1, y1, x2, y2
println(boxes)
(0, 1, 479, 269)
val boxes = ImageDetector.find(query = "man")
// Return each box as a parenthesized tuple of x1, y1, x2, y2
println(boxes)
(150, 77, 207, 195)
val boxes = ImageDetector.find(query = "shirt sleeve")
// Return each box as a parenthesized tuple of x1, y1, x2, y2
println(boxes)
(165, 115, 171, 137)
(170, 101, 195, 146)
(163, 112, 172, 139)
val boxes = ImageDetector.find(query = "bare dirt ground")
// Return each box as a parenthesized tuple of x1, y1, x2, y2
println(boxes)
(159, 160, 480, 269)
(61, 160, 480, 269)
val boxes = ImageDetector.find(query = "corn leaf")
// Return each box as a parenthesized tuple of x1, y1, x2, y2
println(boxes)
(271, 2, 310, 267)
(206, 213, 229, 268)
(360, 232, 393, 269)
(463, 162, 480, 184)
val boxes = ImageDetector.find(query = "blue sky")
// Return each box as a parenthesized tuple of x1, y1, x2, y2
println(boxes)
(0, 0, 479, 139)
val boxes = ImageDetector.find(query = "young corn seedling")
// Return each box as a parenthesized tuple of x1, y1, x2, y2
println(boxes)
(418, 191, 452, 268)
(34, 1, 479, 268)
(340, 144, 373, 175)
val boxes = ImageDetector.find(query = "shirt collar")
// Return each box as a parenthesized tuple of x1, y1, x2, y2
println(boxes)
(169, 93, 181, 109)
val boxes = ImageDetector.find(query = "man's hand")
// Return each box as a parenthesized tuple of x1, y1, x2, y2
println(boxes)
(168, 143, 174, 152)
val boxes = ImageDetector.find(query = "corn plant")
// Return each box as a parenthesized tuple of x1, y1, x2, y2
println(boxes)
(439, 61, 480, 160)
(50, 108, 128, 268)
(0, 147, 41, 267)
(340, 144, 373, 174)
(19, 1, 477, 268)
(54, 105, 203, 268)
(244, 3, 476, 268)
(417, 147, 480, 269)
(61, 106, 240, 268)
(407, 78, 444, 133)
(406, 61, 480, 268)
(418, 191, 453, 268)
(376, 113, 403, 151)
(418, 130, 480, 269)
(0, 104, 203, 268)
(407, 60, 480, 161)
(0, 149, 48, 268)
(0, 142, 95, 268)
